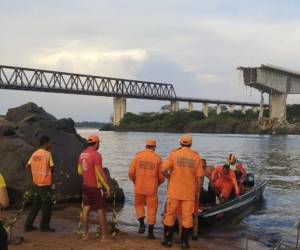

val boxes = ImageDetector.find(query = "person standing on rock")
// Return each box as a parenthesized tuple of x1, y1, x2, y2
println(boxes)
(78, 134, 111, 241)
(161, 134, 203, 249)
(24, 135, 55, 232)
(0, 173, 9, 250)
(128, 139, 164, 239)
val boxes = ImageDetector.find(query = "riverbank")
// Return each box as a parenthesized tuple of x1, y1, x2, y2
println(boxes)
(101, 107, 300, 135)
(7, 204, 267, 250)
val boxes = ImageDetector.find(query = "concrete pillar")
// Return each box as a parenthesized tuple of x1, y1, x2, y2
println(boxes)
(259, 92, 264, 120)
(269, 93, 287, 121)
(202, 103, 209, 117)
(216, 104, 222, 115)
(113, 97, 127, 126)
(241, 105, 246, 115)
(252, 106, 258, 113)
(170, 100, 179, 112)
(188, 102, 193, 112)
(229, 105, 235, 113)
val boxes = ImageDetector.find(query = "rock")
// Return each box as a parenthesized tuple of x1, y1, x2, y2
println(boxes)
(0, 103, 125, 205)
(6, 102, 56, 123)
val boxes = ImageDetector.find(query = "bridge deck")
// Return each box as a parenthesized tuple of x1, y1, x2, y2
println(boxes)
(0, 65, 263, 106)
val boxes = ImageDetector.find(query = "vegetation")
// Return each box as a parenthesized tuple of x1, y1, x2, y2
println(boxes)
(100, 105, 300, 134)
(75, 121, 107, 129)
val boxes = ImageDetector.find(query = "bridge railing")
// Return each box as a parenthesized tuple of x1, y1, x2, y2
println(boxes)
(0, 65, 177, 100)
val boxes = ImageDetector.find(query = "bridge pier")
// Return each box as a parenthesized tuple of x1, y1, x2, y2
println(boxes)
(229, 105, 235, 113)
(113, 97, 127, 126)
(170, 100, 179, 112)
(269, 93, 287, 120)
(188, 101, 193, 112)
(241, 105, 246, 115)
(202, 103, 209, 117)
(216, 104, 222, 115)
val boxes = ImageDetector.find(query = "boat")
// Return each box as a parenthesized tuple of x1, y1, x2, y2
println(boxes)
(198, 181, 267, 224)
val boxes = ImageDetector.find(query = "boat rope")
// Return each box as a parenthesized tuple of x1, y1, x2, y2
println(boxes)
(76, 202, 84, 236)
(4, 188, 60, 243)
(274, 219, 300, 250)
(76, 191, 119, 237)
(296, 220, 300, 249)
(109, 191, 119, 236)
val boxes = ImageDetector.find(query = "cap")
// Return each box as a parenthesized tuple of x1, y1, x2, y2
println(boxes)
(180, 134, 192, 146)
(87, 135, 100, 144)
(146, 139, 156, 147)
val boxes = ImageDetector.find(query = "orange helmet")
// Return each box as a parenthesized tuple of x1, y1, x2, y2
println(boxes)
(146, 139, 156, 147)
(180, 134, 192, 146)
(87, 135, 100, 144)
(228, 154, 236, 164)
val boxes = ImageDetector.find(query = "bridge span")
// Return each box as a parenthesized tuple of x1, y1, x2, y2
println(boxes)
(0, 65, 264, 126)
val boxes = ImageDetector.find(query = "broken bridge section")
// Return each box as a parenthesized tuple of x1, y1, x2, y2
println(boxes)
(238, 64, 300, 122)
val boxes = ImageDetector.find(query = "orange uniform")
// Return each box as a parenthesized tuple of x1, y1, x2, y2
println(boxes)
(28, 149, 54, 186)
(128, 149, 164, 225)
(162, 147, 203, 228)
(212, 165, 240, 200)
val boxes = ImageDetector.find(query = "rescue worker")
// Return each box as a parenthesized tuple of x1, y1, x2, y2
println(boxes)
(199, 159, 216, 206)
(24, 136, 55, 232)
(78, 134, 111, 241)
(161, 134, 203, 249)
(128, 139, 164, 239)
(227, 154, 247, 185)
(0, 173, 9, 250)
(211, 164, 240, 202)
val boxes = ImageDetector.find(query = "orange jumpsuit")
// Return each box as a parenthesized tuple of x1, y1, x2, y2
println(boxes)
(162, 147, 203, 228)
(128, 149, 164, 225)
(211, 165, 240, 200)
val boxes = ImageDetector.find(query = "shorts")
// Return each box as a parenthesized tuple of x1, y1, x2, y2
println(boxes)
(82, 185, 106, 209)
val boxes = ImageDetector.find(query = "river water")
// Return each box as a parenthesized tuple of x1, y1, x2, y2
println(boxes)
(78, 129, 300, 249)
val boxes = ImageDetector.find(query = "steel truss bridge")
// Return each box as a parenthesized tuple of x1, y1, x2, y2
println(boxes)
(0, 64, 263, 107)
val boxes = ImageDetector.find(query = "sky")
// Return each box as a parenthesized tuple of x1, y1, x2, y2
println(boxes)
(1, 0, 300, 122)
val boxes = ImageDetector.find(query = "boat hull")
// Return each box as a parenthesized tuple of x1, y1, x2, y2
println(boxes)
(198, 182, 267, 225)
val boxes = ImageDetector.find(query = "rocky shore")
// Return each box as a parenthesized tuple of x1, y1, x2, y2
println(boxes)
(0, 103, 124, 205)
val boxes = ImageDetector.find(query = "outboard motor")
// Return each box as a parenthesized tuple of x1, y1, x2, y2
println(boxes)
(244, 173, 255, 187)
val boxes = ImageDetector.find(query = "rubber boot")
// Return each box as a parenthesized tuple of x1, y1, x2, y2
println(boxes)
(181, 227, 191, 249)
(138, 217, 146, 234)
(147, 224, 156, 239)
(161, 225, 173, 248)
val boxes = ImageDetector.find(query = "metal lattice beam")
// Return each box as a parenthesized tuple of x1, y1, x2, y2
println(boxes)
(0, 65, 177, 100)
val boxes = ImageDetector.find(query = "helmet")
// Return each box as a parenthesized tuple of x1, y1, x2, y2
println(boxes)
(180, 134, 192, 146)
(228, 154, 236, 164)
(146, 139, 156, 147)
(87, 135, 100, 144)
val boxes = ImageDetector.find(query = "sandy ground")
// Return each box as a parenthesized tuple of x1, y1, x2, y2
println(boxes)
(5, 204, 267, 250)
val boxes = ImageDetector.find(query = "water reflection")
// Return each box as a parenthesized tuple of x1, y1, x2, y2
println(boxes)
(78, 130, 300, 248)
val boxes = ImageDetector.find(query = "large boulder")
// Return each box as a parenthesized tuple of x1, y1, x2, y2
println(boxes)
(0, 103, 124, 205)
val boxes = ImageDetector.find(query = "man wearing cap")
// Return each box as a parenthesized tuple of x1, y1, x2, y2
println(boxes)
(78, 134, 111, 241)
(128, 139, 164, 239)
(161, 134, 203, 249)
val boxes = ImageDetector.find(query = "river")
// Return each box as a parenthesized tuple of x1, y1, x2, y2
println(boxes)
(77, 129, 300, 249)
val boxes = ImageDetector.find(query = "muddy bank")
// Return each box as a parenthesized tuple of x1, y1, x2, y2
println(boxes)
(6, 205, 267, 250)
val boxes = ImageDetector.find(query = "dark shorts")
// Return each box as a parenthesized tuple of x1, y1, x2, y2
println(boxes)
(82, 185, 106, 209)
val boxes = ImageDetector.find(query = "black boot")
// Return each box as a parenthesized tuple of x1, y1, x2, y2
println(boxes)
(147, 224, 156, 239)
(161, 225, 173, 248)
(181, 227, 191, 249)
(138, 217, 146, 234)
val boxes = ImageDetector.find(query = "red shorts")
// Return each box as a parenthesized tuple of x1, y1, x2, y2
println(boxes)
(82, 185, 106, 209)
